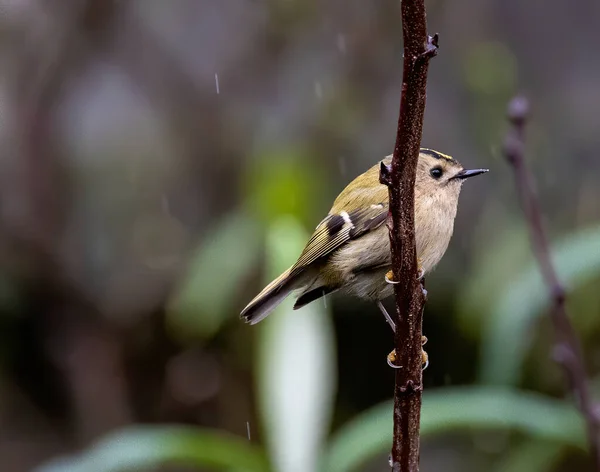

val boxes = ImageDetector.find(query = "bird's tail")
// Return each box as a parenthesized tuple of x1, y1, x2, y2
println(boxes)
(240, 267, 303, 324)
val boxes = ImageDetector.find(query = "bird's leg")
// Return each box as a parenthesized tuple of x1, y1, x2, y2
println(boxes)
(377, 300, 429, 369)
(381, 263, 428, 369)
(386, 336, 429, 370)
(377, 300, 396, 333)
(385, 258, 424, 284)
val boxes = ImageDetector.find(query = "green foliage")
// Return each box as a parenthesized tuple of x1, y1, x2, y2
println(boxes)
(492, 440, 566, 472)
(479, 224, 600, 385)
(34, 386, 586, 472)
(322, 387, 585, 472)
(257, 217, 336, 472)
(34, 426, 269, 472)
(244, 148, 326, 227)
(457, 220, 531, 339)
(463, 41, 517, 147)
(9, 2, 600, 471)
(464, 42, 517, 97)
(34, 220, 600, 472)
(167, 212, 262, 339)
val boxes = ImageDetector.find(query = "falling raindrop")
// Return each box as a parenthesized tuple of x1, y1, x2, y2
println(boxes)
(323, 290, 327, 308)
(314, 81, 323, 100)
(161, 194, 170, 214)
(246, 421, 251, 441)
(338, 156, 347, 176)
(215, 73, 220, 94)
(337, 33, 347, 54)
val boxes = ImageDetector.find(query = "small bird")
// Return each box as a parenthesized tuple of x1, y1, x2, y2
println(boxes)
(240, 149, 488, 327)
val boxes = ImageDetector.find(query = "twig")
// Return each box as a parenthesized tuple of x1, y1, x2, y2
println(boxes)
(379, 1, 438, 470)
(503, 96, 600, 470)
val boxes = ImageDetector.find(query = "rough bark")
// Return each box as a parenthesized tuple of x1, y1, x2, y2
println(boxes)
(378, 1, 438, 470)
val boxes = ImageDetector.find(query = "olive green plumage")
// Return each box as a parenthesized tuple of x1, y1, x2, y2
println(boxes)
(241, 149, 488, 324)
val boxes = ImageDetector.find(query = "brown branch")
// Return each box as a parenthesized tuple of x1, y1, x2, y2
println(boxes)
(503, 96, 600, 470)
(379, 1, 438, 470)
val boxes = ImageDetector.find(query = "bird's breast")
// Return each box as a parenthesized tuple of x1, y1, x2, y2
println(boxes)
(415, 194, 457, 274)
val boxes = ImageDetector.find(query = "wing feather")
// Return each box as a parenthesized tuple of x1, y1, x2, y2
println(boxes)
(289, 205, 388, 276)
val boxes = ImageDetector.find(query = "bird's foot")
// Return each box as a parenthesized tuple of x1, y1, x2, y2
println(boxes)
(417, 259, 424, 280)
(386, 336, 429, 370)
(387, 349, 401, 368)
(385, 270, 399, 284)
(385, 261, 424, 284)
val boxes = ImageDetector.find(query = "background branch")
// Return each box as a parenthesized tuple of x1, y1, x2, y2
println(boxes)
(379, 1, 438, 470)
(503, 96, 600, 470)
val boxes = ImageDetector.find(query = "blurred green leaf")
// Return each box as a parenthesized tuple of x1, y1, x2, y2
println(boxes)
(567, 274, 600, 336)
(457, 220, 530, 339)
(463, 41, 517, 147)
(464, 42, 517, 96)
(167, 212, 261, 339)
(322, 387, 585, 472)
(479, 224, 600, 385)
(257, 217, 336, 472)
(34, 426, 269, 472)
(492, 439, 566, 472)
(244, 147, 326, 227)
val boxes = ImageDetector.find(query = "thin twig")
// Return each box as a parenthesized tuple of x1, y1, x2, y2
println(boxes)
(379, 1, 438, 470)
(503, 96, 600, 470)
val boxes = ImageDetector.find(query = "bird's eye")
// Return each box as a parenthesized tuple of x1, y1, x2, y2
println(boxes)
(430, 167, 443, 179)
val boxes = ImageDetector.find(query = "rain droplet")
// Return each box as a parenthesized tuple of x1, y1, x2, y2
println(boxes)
(314, 81, 323, 100)
(246, 421, 251, 440)
(337, 33, 347, 54)
(338, 156, 347, 176)
(161, 194, 170, 214)
(215, 73, 220, 94)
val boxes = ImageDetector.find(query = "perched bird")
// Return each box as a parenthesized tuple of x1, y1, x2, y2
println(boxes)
(240, 149, 488, 327)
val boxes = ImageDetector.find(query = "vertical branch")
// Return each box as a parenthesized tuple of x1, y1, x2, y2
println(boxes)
(378, 1, 438, 470)
(503, 97, 600, 470)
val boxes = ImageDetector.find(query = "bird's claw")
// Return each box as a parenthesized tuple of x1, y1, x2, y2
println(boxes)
(417, 259, 424, 280)
(421, 335, 429, 369)
(385, 261, 424, 284)
(385, 270, 400, 284)
(421, 349, 429, 370)
(387, 349, 402, 369)
(387, 337, 429, 370)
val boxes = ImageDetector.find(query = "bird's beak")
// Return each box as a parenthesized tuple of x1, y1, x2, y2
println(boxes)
(454, 168, 489, 180)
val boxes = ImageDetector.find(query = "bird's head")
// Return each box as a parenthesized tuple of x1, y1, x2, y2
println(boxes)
(416, 149, 488, 202)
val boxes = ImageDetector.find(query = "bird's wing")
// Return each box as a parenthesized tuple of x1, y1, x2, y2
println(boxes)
(289, 204, 388, 277)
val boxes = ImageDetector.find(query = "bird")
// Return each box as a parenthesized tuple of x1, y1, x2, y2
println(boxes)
(240, 149, 488, 329)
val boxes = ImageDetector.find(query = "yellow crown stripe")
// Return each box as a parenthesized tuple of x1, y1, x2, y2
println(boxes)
(420, 148, 456, 163)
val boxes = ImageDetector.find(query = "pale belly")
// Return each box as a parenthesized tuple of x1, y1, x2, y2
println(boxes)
(326, 203, 456, 301)
(343, 266, 395, 300)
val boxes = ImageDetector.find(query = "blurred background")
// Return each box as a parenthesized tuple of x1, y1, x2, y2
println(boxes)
(0, 0, 599, 471)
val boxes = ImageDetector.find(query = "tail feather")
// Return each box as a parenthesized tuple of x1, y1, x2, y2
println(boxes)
(293, 285, 338, 310)
(241, 268, 299, 324)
